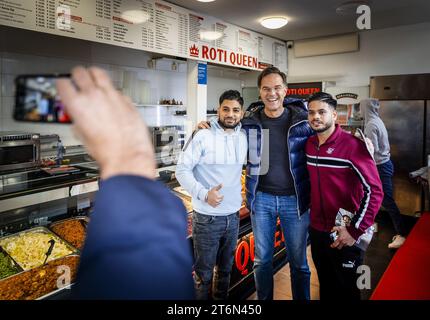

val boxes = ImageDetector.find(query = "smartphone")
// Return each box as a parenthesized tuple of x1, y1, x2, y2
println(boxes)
(14, 74, 72, 123)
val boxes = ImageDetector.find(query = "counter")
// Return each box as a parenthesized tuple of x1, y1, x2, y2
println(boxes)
(0, 167, 287, 300)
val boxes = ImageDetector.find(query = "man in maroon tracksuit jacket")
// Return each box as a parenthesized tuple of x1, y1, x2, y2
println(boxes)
(305, 92, 383, 300)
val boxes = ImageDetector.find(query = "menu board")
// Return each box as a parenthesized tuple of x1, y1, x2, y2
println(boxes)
(0, 0, 287, 71)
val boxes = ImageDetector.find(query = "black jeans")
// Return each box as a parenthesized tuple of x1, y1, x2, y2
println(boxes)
(377, 160, 406, 236)
(310, 228, 364, 300)
(192, 211, 239, 300)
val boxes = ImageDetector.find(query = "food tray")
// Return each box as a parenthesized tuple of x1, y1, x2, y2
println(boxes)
(0, 246, 23, 280)
(0, 227, 78, 271)
(49, 216, 89, 250)
(0, 254, 80, 300)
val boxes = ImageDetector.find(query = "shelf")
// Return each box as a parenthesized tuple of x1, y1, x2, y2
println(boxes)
(134, 104, 184, 107)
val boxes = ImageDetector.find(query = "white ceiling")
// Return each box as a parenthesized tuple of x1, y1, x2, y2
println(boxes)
(164, 0, 430, 41)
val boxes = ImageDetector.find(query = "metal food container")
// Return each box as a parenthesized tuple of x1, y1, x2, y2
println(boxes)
(0, 246, 23, 280)
(0, 254, 80, 300)
(49, 216, 89, 250)
(0, 226, 78, 271)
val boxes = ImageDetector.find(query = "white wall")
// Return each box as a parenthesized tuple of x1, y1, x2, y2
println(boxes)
(0, 26, 187, 145)
(0, 26, 259, 144)
(207, 67, 243, 111)
(287, 22, 430, 87)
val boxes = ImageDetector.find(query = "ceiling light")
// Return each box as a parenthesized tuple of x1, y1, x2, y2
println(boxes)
(199, 31, 223, 41)
(260, 17, 288, 29)
(197, 0, 216, 3)
(120, 10, 150, 24)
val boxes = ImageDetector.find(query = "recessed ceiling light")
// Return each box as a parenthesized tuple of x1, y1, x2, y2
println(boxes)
(121, 10, 150, 24)
(199, 31, 223, 41)
(260, 17, 289, 29)
(197, 0, 216, 3)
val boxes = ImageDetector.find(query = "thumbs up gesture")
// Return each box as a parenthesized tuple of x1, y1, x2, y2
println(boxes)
(206, 184, 224, 208)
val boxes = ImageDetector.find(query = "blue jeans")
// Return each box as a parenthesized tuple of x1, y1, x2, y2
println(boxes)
(192, 211, 239, 300)
(377, 160, 406, 236)
(251, 191, 311, 300)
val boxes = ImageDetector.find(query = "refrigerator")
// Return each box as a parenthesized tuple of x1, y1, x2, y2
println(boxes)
(370, 74, 430, 216)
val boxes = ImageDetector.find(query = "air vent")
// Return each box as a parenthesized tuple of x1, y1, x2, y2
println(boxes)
(2, 134, 32, 141)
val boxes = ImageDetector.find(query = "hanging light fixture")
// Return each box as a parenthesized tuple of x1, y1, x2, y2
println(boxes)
(120, 10, 150, 24)
(260, 16, 289, 29)
(199, 30, 223, 41)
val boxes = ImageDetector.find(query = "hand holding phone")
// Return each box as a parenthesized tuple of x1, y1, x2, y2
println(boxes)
(14, 74, 72, 123)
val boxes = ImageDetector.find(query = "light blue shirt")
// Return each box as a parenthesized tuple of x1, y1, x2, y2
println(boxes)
(176, 118, 248, 216)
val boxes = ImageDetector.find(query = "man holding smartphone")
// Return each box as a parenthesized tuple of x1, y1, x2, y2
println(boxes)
(56, 67, 194, 299)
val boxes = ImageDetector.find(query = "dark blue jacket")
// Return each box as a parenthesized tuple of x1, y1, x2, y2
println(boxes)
(241, 98, 314, 216)
(72, 175, 194, 299)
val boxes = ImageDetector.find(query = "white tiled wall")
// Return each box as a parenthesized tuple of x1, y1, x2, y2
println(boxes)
(0, 27, 188, 146)
(0, 26, 255, 146)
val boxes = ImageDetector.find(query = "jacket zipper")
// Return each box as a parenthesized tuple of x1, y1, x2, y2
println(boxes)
(315, 145, 327, 229)
(249, 124, 262, 213)
(287, 120, 308, 218)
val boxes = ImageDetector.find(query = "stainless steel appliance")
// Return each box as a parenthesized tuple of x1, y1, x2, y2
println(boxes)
(0, 132, 40, 172)
(151, 126, 184, 168)
(370, 74, 430, 215)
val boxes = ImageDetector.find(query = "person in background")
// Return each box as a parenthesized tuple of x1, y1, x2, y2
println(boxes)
(56, 66, 194, 299)
(360, 98, 407, 249)
(306, 92, 383, 300)
(176, 90, 247, 300)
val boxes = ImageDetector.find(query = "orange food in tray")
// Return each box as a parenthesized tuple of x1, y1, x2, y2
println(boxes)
(50, 218, 88, 250)
(0, 255, 79, 300)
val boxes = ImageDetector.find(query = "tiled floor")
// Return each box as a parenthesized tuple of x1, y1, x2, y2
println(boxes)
(248, 246, 320, 300)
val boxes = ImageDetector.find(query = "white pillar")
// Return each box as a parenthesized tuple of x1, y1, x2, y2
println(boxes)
(186, 60, 207, 139)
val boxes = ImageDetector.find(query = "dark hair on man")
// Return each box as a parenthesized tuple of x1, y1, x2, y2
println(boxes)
(219, 90, 244, 107)
(257, 67, 287, 88)
(307, 92, 337, 109)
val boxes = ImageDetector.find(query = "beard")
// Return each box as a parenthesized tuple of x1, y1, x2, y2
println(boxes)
(218, 119, 239, 129)
(311, 120, 334, 133)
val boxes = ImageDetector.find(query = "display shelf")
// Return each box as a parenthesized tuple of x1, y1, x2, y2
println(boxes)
(134, 104, 184, 107)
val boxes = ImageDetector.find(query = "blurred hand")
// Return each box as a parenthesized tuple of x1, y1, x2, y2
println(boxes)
(56, 66, 156, 180)
(330, 226, 356, 249)
(206, 184, 224, 208)
(197, 121, 211, 130)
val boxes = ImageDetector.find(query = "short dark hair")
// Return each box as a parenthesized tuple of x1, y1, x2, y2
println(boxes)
(307, 92, 337, 109)
(257, 67, 287, 88)
(219, 90, 244, 107)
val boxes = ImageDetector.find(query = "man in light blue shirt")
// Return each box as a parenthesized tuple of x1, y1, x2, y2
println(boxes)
(176, 90, 247, 300)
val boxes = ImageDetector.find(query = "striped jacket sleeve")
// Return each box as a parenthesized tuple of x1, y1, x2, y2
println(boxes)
(347, 141, 384, 240)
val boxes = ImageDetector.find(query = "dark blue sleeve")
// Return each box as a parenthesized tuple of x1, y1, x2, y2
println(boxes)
(72, 175, 195, 299)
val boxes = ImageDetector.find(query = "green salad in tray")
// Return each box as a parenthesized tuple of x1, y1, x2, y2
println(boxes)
(0, 251, 19, 280)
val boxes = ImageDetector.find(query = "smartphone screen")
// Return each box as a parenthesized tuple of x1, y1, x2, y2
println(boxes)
(14, 74, 72, 123)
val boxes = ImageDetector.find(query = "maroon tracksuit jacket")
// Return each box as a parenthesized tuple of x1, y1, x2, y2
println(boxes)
(306, 124, 383, 240)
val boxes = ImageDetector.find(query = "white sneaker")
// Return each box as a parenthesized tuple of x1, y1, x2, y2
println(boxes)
(388, 235, 406, 249)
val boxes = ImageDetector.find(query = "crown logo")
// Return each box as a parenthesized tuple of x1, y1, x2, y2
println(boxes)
(189, 44, 199, 57)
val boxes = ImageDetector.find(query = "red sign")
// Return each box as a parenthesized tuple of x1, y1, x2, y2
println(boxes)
(286, 82, 323, 99)
(234, 220, 285, 276)
(189, 44, 258, 69)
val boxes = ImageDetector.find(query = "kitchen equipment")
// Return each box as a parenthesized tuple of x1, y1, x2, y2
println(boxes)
(0, 132, 40, 172)
(370, 73, 430, 215)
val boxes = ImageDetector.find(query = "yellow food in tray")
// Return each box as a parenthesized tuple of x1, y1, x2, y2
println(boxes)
(0, 228, 74, 271)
